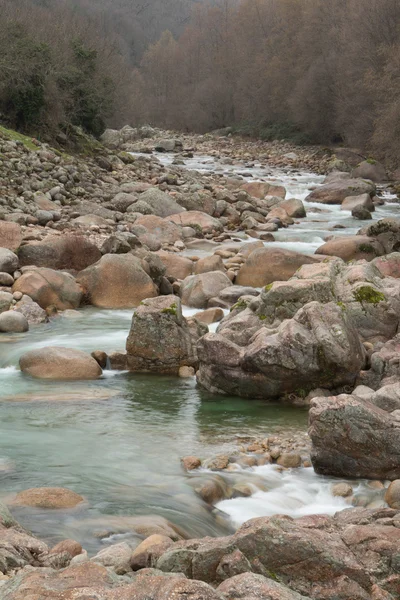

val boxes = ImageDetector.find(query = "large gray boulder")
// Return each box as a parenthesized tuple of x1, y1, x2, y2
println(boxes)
(137, 188, 186, 218)
(306, 178, 375, 204)
(309, 393, 400, 479)
(126, 296, 199, 374)
(0, 311, 29, 333)
(351, 160, 388, 182)
(197, 302, 366, 399)
(180, 271, 232, 308)
(0, 248, 18, 274)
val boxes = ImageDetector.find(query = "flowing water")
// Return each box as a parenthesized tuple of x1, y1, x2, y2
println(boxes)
(0, 151, 397, 551)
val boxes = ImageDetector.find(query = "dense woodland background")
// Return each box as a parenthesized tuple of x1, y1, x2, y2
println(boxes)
(1, 0, 400, 163)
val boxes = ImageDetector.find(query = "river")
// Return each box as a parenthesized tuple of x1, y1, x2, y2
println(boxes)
(0, 151, 397, 552)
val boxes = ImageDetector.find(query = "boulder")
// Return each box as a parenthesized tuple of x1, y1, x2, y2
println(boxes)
(18, 235, 102, 271)
(0, 311, 29, 333)
(74, 201, 115, 221)
(352, 206, 372, 220)
(126, 296, 198, 374)
(217, 573, 309, 599)
(19, 347, 102, 380)
(279, 198, 306, 218)
(155, 508, 400, 598)
(180, 271, 232, 308)
(306, 179, 375, 204)
(50, 539, 82, 558)
(235, 248, 319, 287)
(241, 181, 286, 199)
(92, 542, 132, 573)
(194, 255, 225, 275)
(134, 215, 182, 245)
(77, 254, 158, 308)
(0, 248, 18, 274)
(0, 291, 13, 313)
(130, 535, 174, 571)
(167, 211, 223, 234)
(12, 268, 82, 310)
(12, 487, 84, 509)
(197, 302, 366, 399)
(341, 193, 375, 212)
(352, 160, 388, 182)
(14, 295, 48, 324)
(155, 138, 182, 152)
(156, 251, 193, 279)
(0, 222, 23, 251)
(316, 236, 384, 261)
(309, 393, 400, 479)
(100, 232, 141, 255)
(136, 188, 186, 217)
(385, 480, 400, 509)
(73, 214, 110, 228)
(372, 253, 400, 279)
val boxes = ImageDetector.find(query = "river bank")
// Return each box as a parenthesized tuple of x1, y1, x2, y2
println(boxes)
(1, 125, 400, 598)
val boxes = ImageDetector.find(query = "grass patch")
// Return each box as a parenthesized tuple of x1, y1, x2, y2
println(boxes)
(0, 124, 38, 151)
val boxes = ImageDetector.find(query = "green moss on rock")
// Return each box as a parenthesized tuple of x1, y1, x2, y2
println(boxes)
(353, 285, 386, 305)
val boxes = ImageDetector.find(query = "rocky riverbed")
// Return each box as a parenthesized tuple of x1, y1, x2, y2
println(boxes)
(1, 125, 400, 598)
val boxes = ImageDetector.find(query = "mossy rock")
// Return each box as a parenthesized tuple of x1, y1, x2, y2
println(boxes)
(353, 285, 386, 305)
(0, 124, 38, 151)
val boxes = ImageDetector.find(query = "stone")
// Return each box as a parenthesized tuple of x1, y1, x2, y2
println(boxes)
(0, 222, 23, 251)
(316, 236, 384, 261)
(341, 193, 375, 212)
(12, 268, 82, 310)
(20, 346, 102, 380)
(137, 188, 185, 217)
(194, 255, 225, 275)
(306, 178, 375, 204)
(198, 302, 366, 399)
(384, 480, 400, 509)
(0, 272, 14, 286)
(12, 486, 84, 509)
(276, 453, 302, 468)
(181, 456, 201, 471)
(180, 271, 232, 308)
(134, 215, 182, 245)
(372, 253, 400, 279)
(77, 254, 158, 309)
(0, 311, 29, 333)
(131, 535, 174, 571)
(279, 198, 306, 218)
(235, 248, 318, 287)
(126, 296, 198, 374)
(155, 138, 182, 151)
(18, 236, 102, 271)
(217, 572, 309, 599)
(101, 233, 141, 255)
(332, 483, 353, 497)
(156, 251, 193, 280)
(309, 394, 400, 479)
(0, 292, 13, 313)
(73, 214, 110, 227)
(50, 539, 83, 558)
(241, 181, 286, 199)
(179, 366, 195, 377)
(14, 295, 47, 324)
(0, 249, 18, 274)
(352, 160, 388, 182)
(352, 206, 372, 220)
(167, 211, 223, 234)
(194, 307, 225, 324)
(92, 542, 132, 573)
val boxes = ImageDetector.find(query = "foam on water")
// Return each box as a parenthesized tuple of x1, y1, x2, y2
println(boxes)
(216, 465, 384, 526)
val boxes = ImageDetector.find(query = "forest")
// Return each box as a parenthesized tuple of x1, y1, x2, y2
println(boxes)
(1, 0, 400, 162)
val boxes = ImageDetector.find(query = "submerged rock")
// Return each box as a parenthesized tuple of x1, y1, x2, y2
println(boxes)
(11, 487, 85, 509)
(19, 346, 102, 380)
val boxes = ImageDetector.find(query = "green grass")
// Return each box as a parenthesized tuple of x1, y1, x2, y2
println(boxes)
(0, 124, 38, 151)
